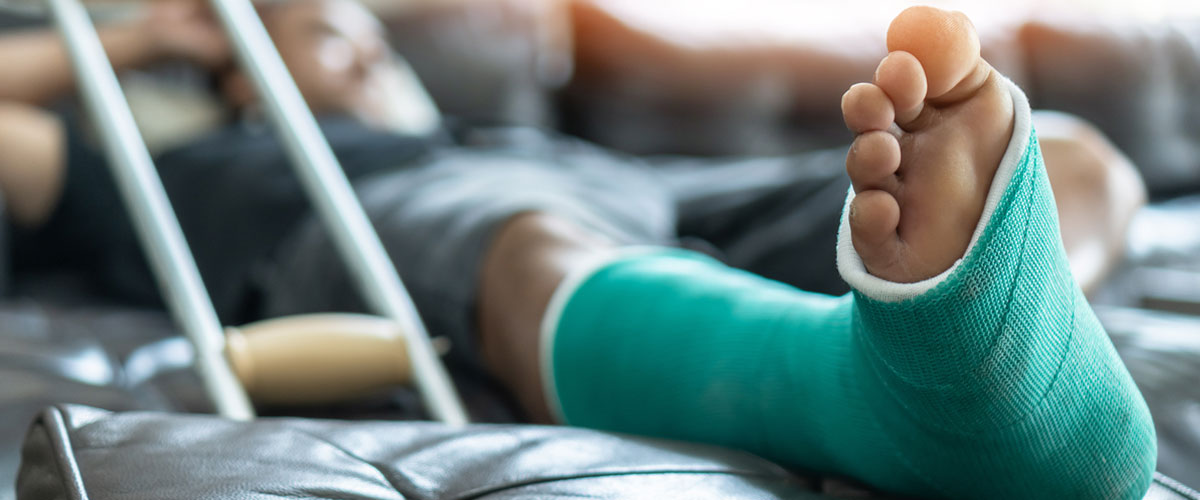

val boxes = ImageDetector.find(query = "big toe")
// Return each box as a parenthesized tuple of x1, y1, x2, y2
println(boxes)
(886, 6, 982, 99)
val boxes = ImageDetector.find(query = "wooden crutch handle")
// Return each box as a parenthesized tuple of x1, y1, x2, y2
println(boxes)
(225, 313, 412, 405)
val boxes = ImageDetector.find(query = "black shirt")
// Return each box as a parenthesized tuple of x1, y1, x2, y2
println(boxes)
(13, 112, 437, 318)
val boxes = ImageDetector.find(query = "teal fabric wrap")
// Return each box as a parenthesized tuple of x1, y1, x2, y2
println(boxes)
(546, 113, 1156, 498)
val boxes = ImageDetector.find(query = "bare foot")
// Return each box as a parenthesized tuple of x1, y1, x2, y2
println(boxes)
(840, 6, 1014, 283)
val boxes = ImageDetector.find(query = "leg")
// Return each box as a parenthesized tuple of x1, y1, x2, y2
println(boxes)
(478, 212, 615, 423)
(256, 149, 674, 409)
(468, 125, 1079, 422)
(1036, 111, 1147, 293)
(525, 7, 1155, 499)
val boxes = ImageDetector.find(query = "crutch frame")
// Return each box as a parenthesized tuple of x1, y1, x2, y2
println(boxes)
(46, 0, 255, 420)
(45, 0, 468, 424)
(206, 0, 467, 425)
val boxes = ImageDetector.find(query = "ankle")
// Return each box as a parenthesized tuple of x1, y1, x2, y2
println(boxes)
(477, 212, 613, 421)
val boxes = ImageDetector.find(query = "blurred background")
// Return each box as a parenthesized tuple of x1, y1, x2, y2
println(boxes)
(0, 0, 1199, 498)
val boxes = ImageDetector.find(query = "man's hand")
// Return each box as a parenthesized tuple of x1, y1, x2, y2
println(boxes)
(142, 0, 231, 68)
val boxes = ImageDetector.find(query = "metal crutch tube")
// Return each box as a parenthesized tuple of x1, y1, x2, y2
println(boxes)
(206, 0, 468, 425)
(47, 0, 255, 420)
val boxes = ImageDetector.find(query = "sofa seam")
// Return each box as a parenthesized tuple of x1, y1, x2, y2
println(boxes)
(288, 427, 409, 499)
(289, 427, 793, 500)
(450, 468, 799, 500)
(40, 405, 90, 500)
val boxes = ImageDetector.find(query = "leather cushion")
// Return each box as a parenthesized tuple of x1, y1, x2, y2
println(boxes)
(18, 405, 822, 499)
(18, 405, 1200, 500)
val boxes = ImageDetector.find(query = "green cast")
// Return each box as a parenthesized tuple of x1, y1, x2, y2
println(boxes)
(544, 84, 1156, 499)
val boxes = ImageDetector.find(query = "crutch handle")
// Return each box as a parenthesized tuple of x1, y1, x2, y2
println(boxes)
(225, 314, 412, 405)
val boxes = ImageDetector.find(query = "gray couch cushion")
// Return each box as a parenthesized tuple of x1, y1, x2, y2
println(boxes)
(17, 405, 1200, 500)
(19, 405, 824, 500)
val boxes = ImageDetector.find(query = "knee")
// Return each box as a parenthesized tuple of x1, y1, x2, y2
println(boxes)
(481, 212, 613, 311)
(1034, 111, 1146, 290)
(488, 212, 611, 265)
(1034, 110, 1145, 208)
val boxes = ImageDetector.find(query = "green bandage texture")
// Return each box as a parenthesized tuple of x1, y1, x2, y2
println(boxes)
(547, 98, 1156, 499)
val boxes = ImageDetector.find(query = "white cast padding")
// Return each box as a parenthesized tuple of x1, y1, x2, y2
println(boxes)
(537, 247, 664, 424)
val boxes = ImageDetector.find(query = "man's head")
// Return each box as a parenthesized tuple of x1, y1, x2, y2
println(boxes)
(223, 0, 392, 123)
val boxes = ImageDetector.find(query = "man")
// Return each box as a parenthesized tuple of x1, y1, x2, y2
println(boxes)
(0, 0, 1144, 381)
(0, 0, 1160, 497)
(0, 0, 1139, 362)
(0, 0, 1140, 306)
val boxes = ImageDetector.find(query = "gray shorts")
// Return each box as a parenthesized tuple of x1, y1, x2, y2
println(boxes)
(253, 131, 851, 370)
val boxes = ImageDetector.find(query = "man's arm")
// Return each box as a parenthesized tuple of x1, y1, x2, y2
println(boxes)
(0, 0, 229, 227)
(0, 102, 64, 226)
(0, 0, 229, 105)
(0, 24, 159, 105)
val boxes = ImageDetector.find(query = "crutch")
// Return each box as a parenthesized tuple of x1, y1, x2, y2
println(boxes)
(205, 0, 467, 424)
(45, 0, 255, 420)
(43, 0, 463, 422)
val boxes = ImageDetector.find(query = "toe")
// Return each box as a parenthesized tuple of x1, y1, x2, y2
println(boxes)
(849, 190, 903, 275)
(874, 51, 927, 124)
(886, 6, 984, 100)
(846, 130, 901, 193)
(842, 83, 895, 133)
